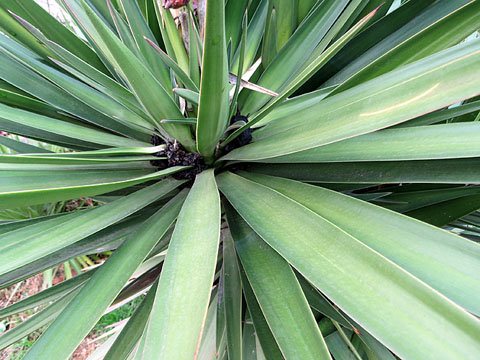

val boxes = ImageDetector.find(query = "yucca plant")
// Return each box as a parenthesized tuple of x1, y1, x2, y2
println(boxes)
(0, 0, 480, 358)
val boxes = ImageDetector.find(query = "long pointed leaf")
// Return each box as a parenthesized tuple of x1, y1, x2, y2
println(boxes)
(24, 190, 188, 360)
(217, 171, 480, 360)
(225, 39, 480, 160)
(140, 169, 221, 359)
(226, 204, 331, 360)
(241, 172, 480, 316)
(196, 0, 230, 161)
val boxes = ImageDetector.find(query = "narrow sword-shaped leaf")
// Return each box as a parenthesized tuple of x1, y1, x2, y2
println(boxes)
(226, 205, 331, 360)
(0, 135, 52, 154)
(118, 0, 171, 89)
(0, 211, 148, 287)
(0, 0, 106, 72)
(222, 8, 376, 148)
(407, 194, 480, 228)
(67, 0, 195, 150)
(0, 177, 185, 275)
(263, 123, 480, 162)
(24, 191, 187, 360)
(229, 12, 247, 122)
(225, 39, 480, 160)
(0, 166, 186, 209)
(0, 270, 93, 319)
(245, 159, 480, 184)
(21, 145, 165, 157)
(377, 186, 480, 213)
(0, 51, 143, 140)
(0, 288, 80, 350)
(1, 18, 151, 136)
(253, 85, 336, 128)
(145, 37, 199, 92)
(241, 172, 480, 315)
(332, 0, 480, 94)
(238, 267, 283, 360)
(0, 154, 157, 165)
(188, 11, 201, 88)
(240, 0, 350, 114)
(230, 0, 268, 75)
(222, 229, 243, 360)
(173, 88, 199, 105)
(395, 99, 480, 128)
(217, 171, 480, 360)
(140, 169, 221, 359)
(103, 280, 159, 360)
(0, 103, 148, 148)
(196, 0, 230, 161)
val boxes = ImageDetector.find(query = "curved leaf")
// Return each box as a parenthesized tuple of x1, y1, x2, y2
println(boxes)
(23, 190, 188, 360)
(217, 171, 480, 360)
(225, 39, 480, 160)
(140, 169, 221, 359)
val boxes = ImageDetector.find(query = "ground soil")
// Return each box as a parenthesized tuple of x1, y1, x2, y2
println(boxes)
(0, 268, 100, 359)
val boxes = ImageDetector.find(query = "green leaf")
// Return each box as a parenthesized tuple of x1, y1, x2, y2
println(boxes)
(333, 0, 480, 94)
(240, 172, 480, 316)
(271, 0, 295, 52)
(222, 230, 243, 360)
(196, 0, 230, 161)
(225, 39, 480, 160)
(0, 86, 69, 123)
(65, 0, 195, 150)
(0, 211, 149, 288)
(0, 177, 184, 276)
(154, 4, 189, 74)
(226, 204, 331, 360)
(229, 12, 247, 121)
(222, 7, 376, 147)
(0, 135, 52, 154)
(263, 123, 480, 162)
(241, 0, 350, 114)
(23, 190, 187, 360)
(290, 0, 366, 83)
(377, 186, 480, 213)
(0, 6, 53, 59)
(0, 289, 80, 350)
(396, 99, 480, 128)
(238, 265, 283, 360)
(196, 292, 218, 360)
(141, 169, 221, 359)
(253, 85, 336, 128)
(145, 37, 199, 92)
(173, 88, 199, 105)
(297, 0, 316, 24)
(225, 0, 247, 54)
(407, 194, 480, 227)
(0, 51, 145, 142)
(161, 118, 197, 125)
(23, 145, 164, 157)
(0, 154, 157, 166)
(307, 0, 434, 91)
(230, 0, 268, 75)
(0, 33, 153, 136)
(117, 0, 171, 89)
(188, 11, 201, 89)
(104, 280, 159, 360)
(325, 331, 358, 360)
(0, 0, 106, 72)
(0, 270, 92, 319)
(245, 159, 480, 184)
(37, 45, 145, 119)
(217, 171, 480, 360)
(0, 165, 186, 209)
